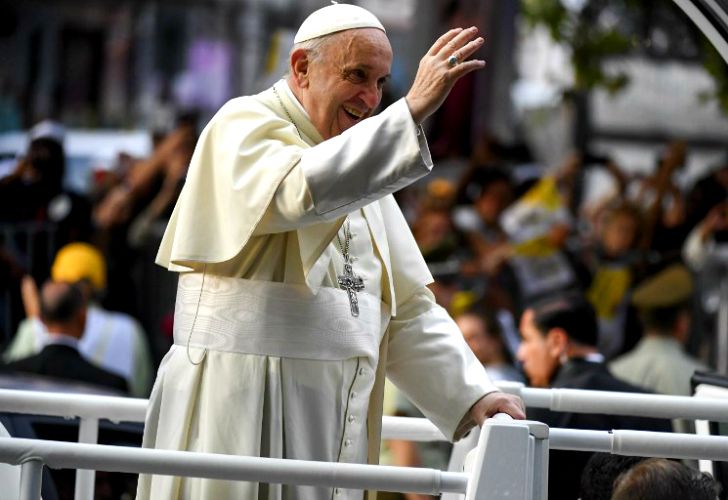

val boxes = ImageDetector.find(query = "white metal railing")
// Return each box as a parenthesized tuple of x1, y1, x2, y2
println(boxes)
(0, 415, 548, 500)
(3, 385, 728, 499)
(0, 437, 470, 499)
(4, 382, 728, 427)
(496, 381, 728, 421)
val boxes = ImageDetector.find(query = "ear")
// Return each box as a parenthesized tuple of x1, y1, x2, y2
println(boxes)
(290, 48, 311, 89)
(545, 328, 569, 359)
(674, 310, 691, 343)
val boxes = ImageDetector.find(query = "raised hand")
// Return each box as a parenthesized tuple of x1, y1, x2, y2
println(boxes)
(405, 27, 485, 124)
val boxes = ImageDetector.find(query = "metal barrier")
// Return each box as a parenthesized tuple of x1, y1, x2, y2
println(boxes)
(0, 415, 550, 500)
(3, 385, 728, 499)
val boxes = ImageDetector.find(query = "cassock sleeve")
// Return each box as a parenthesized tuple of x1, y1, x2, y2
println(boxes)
(255, 98, 432, 234)
(385, 286, 499, 441)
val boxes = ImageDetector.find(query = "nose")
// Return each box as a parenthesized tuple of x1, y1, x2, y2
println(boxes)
(359, 83, 381, 110)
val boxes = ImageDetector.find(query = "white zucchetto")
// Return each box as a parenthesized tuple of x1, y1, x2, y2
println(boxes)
(293, 3, 385, 44)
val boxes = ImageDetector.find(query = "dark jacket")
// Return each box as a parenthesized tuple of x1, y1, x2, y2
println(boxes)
(4, 343, 128, 394)
(527, 358, 672, 500)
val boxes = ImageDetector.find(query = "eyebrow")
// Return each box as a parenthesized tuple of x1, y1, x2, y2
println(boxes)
(343, 64, 391, 80)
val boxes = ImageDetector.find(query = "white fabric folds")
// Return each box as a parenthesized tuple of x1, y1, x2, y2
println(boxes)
(175, 272, 390, 361)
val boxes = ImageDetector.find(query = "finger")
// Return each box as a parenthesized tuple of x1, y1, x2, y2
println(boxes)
(439, 26, 479, 58)
(451, 37, 485, 63)
(427, 27, 464, 56)
(449, 59, 486, 79)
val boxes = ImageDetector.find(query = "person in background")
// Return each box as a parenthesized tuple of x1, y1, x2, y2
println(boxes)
(517, 293, 671, 500)
(3, 281, 128, 393)
(611, 458, 720, 500)
(583, 201, 645, 359)
(4, 243, 153, 397)
(610, 264, 708, 432)
(0, 120, 92, 243)
(633, 140, 689, 258)
(682, 201, 728, 272)
(457, 308, 523, 383)
(579, 454, 648, 500)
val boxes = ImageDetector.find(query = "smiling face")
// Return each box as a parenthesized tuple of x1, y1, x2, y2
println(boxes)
(289, 28, 392, 140)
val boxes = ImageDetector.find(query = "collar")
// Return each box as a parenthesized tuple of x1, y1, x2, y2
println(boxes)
(280, 79, 310, 119)
(45, 333, 81, 350)
(551, 356, 607, 387)
(640, 335, 683, 351)
(273, 79, 324, 145)
(582, 352, 605, 363)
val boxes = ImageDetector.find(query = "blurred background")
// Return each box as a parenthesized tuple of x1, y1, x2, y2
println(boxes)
(2, 0, 728, 496)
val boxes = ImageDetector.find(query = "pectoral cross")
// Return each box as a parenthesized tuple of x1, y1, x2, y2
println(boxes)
(338, 262, 365, 317)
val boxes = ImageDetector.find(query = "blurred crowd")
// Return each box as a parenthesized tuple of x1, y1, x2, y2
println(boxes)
(1, 117, 727, 499)
(383, 137, 728, 499)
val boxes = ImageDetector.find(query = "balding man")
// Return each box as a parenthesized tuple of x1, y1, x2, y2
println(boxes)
(138, 5, 523, 499)
(4, 281, 128, 393)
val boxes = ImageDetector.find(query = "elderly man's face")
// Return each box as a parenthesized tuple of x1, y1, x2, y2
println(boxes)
(298, 28, 392, 139)
(517, 309, 560, 388)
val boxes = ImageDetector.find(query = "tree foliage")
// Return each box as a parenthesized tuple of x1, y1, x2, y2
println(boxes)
(521, 0, 728, 112)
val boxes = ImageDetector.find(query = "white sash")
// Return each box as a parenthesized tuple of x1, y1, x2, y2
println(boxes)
(173, 273, 390, 362)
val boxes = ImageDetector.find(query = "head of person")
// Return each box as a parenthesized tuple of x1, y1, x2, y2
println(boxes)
(473, 168, 513, 226)
(24, 120, 66, 196)
(579, 453, 648, 500)
(456, 309, 512, 366)
(287, 4, 392, 140)
(517, 293, 598, 388)
(39, 280, 87, 339)
(632, 264, 693, 343)
(51, 243, 107, 300)
(611, 458, 720, 500)
(600, 202, 642, 258)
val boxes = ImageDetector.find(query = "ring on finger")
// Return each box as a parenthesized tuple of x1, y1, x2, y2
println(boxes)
(447, 54, 459, 67)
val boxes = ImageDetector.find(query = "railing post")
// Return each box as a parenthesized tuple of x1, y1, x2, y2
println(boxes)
(19, 459, 43, 500)
(75, 417, 99, 500)
(464, 415, 548, 500)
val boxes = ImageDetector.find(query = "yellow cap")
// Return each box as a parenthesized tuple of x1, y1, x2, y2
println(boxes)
(631, 264, 693, 309)
(51, 243, 107, 291)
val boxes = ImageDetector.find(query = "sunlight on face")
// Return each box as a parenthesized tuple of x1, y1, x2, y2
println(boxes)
(299, 28, 393, 139)
(517, 309, 559, 388)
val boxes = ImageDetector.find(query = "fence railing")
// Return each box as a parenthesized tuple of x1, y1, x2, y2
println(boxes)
(2, 384, 728, 499)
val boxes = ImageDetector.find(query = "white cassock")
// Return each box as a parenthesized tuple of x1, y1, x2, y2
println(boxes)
(137, 80, 497, 500)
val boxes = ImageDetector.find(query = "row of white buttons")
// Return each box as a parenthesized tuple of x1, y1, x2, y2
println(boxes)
(335, 362, 373, 496)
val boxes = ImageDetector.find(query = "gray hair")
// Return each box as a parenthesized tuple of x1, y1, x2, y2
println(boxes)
(285, 33, 338, 79)
(290, 33, 337, 63)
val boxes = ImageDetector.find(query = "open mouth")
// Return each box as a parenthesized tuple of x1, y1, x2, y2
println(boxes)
(343, 105, 365, 121)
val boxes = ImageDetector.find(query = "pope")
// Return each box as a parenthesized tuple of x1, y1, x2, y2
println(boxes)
(137, 4, 525, 500)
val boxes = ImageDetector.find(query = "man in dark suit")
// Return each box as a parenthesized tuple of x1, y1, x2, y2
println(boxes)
(4, 281, 127, 394)
(517, 293, 671, 500)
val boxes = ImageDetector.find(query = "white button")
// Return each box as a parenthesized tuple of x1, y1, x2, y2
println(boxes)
(350, 392, 357, 399)
(344, 439, 352, 447)
(334, 488, 341, 495)
(348, 414, 356, 423)
(358, 367, 367, 376)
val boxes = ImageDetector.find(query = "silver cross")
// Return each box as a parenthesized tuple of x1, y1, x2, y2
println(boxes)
(338, 262, 365, 317)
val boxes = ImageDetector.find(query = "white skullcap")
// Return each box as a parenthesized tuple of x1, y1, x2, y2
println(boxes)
(294, 2, 385, 44)
(29, 120, 66, 144)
